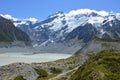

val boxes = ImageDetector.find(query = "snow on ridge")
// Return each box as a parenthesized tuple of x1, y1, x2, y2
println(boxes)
(14, 17, 38, 26)
(108, 16, 116, 21)
(63, 9, 110, 32)
(1, 9, 120, 32)
(42, 9, 110, 33)
(87, 17, 105, 24)
(14, 21, 28, 26)
(48, 11, 65, 18)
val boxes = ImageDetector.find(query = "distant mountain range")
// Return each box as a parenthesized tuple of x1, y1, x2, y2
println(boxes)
(1, 9, 120, 53)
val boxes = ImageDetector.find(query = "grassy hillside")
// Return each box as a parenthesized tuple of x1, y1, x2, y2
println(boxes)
(70, 50, 120, 80)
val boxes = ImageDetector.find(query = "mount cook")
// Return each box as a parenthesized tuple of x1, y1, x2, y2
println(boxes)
(1, 9, 120, 54)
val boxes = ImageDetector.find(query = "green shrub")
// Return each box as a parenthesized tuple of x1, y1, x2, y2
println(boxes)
(50, 67, 62, 74)
(14, 75, 26, 80)
(68, 66, 74, 70)
(36, 69, 48, 78)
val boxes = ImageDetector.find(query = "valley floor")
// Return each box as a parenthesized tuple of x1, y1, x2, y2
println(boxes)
(0, 52, 72, 66)
(0, 51, 86, 80)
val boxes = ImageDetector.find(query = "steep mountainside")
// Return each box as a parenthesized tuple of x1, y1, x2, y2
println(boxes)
(0, 16, 31, 47)
(65, 23, 97, 42)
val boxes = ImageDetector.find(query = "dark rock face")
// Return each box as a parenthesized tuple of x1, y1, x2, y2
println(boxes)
(65, 23, 97, 42)
(0, 16, 31, 46)
(102, 18, 120, 40)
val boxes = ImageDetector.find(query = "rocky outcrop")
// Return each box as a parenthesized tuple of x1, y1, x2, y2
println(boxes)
(0, 63, 38, 80)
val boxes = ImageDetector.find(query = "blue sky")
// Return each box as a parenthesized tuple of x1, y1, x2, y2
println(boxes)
(0, 0, 120, 21)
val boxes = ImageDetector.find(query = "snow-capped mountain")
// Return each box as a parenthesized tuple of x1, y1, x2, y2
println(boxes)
(1, 9, 120, 53)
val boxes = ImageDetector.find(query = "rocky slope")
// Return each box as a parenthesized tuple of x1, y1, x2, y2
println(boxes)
(0, 63, 38, 80)
(75, 39, 120, 55)
(0, 16, 31, 47)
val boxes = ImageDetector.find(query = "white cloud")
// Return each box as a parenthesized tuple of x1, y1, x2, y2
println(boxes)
(25, 18, 38, 24)
(0, 14, 18, 21)
(67, 9, 93, 16)
(66, 9, 109, 16)
(116, 13, 120, 15)
(0, 14, 38, 24)
(97, 10, 109, 16)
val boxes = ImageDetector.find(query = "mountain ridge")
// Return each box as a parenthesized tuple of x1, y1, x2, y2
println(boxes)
(1, 9, 120, 53)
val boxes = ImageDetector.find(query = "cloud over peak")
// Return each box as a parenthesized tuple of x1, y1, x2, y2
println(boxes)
(67, 9, 109, 16)
(0, 14, 38, 25)
(25, 18, 38, 24)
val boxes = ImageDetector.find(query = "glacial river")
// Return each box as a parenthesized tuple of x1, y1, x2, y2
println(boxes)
(0, 52, 72, 66)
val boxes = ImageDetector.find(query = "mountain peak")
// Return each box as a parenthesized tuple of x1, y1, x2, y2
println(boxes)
(48, 11, 65, 18)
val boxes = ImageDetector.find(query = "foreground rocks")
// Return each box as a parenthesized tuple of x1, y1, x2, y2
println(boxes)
(0, 63, 38, 80)
(0, 54, 85, 80)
